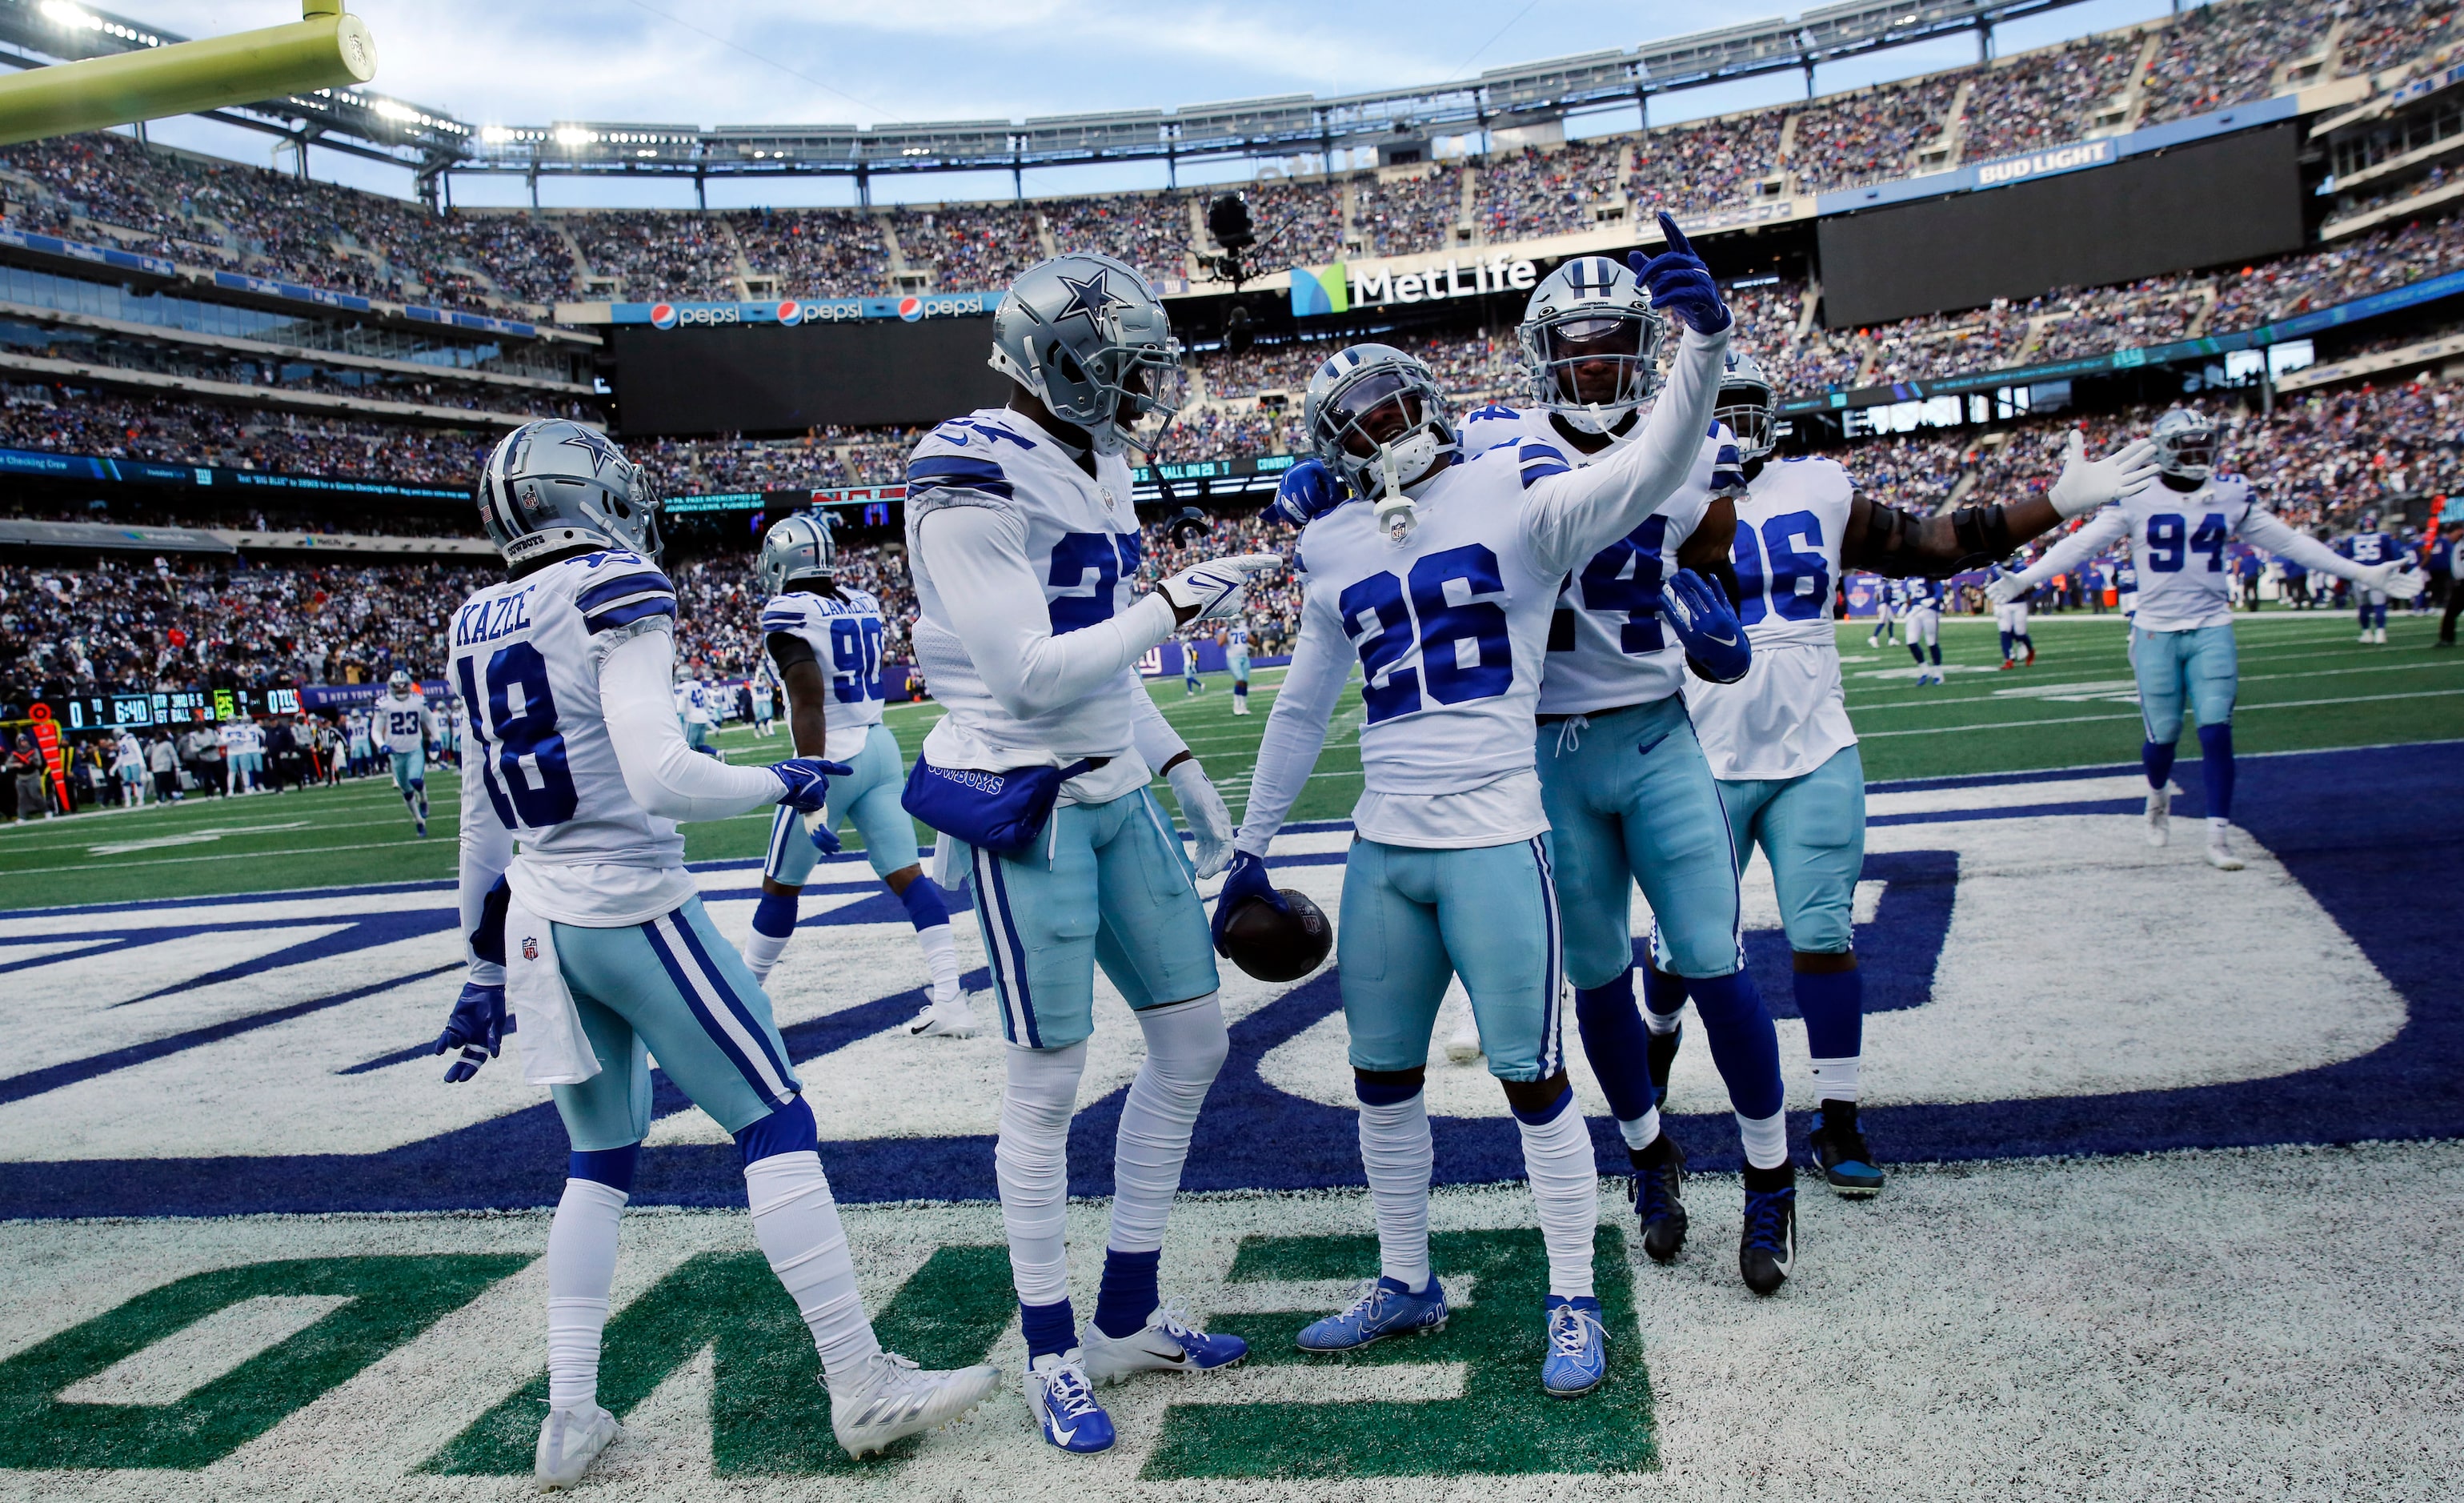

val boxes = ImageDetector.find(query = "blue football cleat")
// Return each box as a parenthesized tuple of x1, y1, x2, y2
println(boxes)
(1541, 1297, 1609, 1397)
(1296, 1276, 1448, 1353)
(1808, 1100, 1885, 1197)
(1023, 1349, 1112, 1454)
(1080, 1297, 1247, 1385)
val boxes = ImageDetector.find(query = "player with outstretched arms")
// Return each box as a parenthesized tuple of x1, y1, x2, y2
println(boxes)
(427, 420, 1000, 1488)
(1689, 355, 2161, 1198)
(1228, 216, 1729, 1393)
(1991, 407, 2425, 869)
(2339, 511, 2414, 643)
(372, 669, 435, 834)
(900, 253, 1277, 1455)
(747, 511, 980, 1039)
(1451, 253, 1803, 1295)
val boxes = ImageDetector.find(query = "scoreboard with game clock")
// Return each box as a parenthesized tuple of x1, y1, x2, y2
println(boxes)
(41, 687, 303, 731)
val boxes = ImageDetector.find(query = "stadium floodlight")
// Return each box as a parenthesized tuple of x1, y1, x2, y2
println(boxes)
(0, 0, 376, 148)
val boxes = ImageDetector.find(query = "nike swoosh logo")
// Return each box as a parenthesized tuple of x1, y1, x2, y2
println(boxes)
(1048, 1422, 1076, 1445)
(1699, 631, 1737, 647)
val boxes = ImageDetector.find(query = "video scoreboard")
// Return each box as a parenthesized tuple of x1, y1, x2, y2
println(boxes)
(46, 687, 302, 731)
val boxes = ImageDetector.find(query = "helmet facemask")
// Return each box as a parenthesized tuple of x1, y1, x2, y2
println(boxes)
(1311, 361, 1455, 542)
(1716, 360, 1777, 463)
(1520, 307, 1666, 434)
(2150, 410, 2216, 482)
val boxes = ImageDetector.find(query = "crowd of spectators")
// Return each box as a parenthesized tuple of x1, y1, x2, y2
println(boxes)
(0, 385, 494, 480)
(728, 207, 892, 298)
(567, 211, 740, 303)
(1475, 138, 1625, 242)
(1786, 74, 1962, 194)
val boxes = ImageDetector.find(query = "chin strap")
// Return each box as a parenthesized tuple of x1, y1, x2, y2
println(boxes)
(1373, 439, 1418, 544)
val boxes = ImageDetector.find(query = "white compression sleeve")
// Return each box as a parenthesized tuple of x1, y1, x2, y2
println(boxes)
(1516, 1097, 1598, 1301)
(2011, 507, 2128, 591)
(2240, 507, 2378, 583)
(996, 1040, 1087, 1306)
(1233, 592, 1350, 856)
(545, 1178, 626, 1412)
(1129, 691, 1190, 770)
(1107, 995, 1229, 1255)
(1520, 323, 1731, 576)
(456, 743, 513, 988)
(919, 507, 1178, 720)
(744, 1152, 881, 1384)
(1360, 1092, 1433, 1292)
(599, 628, 787, 821)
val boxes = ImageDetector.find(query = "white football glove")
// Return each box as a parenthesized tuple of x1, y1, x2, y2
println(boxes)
(1158, 553, 1282, 624)
(2046, 431, 2162, 519)
(2357, 561, 2428, 600)
(1164, 759, 1236, 879)
(1985, 573, 2030, 606)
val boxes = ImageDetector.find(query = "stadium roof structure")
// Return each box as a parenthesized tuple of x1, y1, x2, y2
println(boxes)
(0, 0, 2095, 198)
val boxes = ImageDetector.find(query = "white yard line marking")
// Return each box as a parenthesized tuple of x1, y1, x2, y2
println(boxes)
(1857, 687, 2464, 737)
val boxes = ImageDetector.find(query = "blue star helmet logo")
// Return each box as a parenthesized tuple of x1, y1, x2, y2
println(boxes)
(1051, 269, 1125, 329)
(556, 427, 623, 476)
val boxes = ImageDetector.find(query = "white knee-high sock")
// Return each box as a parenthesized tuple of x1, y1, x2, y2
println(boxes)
(741, 928, 789, 983)
(915, 923, 960, 1004)
(743, 1152, 880, 1384)
(546, 1178, 627, 1413)
(1358, 1091, 1433, 1292)
(996, 1041, 1087, 1306)
(1108, 995, 1228, 1254)
(1736, 1108, 1789, 1170)
(1516, 1096, 1598, 1301)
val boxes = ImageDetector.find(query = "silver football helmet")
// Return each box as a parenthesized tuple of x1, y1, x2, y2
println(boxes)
(988, 252, 1185, 457)
(1716, 347, 1777, 463)
(1303, 344, 1459, 539)
(2149, 407, 2215, 482)
(387, 669, 412, 692)
(756, 511, 835, 597)
(477, 419, 662, 567)
(1516, 254, 1669, 433)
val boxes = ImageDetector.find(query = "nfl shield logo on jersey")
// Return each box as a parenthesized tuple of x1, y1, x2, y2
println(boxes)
(522, 936, 539, 961)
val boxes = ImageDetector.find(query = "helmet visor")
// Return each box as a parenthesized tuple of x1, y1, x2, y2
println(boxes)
(1107, 343, 1188, 455)
(1715, 379, 1776, 459)
(1529, 309, 1661, 410)
(2159, 430, 2214, 474)
(1319, 370, 1426, 458)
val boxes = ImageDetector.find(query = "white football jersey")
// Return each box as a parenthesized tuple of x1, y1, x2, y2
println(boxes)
(1689, 456, 1860, 782)
(1463, 403, 1725, 714)
(903, 407, 1152, 804)
(371, 690, 431, 754)
(762, 585, 888, 762)
(2060, 477, 2258, 632)
(448, 550, 696, 926)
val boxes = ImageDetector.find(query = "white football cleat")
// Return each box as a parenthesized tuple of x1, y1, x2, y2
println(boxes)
(908, 990, 982, 1039)
(1080, 1297, 1249, 1385)
(534, 1404, 620, 1490)
(2205, 828, 2246, 872)
(827, 1351, 1002, 1459)
(2144, 786, 2171, 848)
(1445, 1020, 1483, 1064)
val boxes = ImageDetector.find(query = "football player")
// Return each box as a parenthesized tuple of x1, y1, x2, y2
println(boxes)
(1988, 554, 2036, 668)
(1992, 407, 2425, 869)
(751, 671, 777, 737)
(372, 669, 434, 834)
(902, 252, 1274, 1454)
(747, 511, 979, 1039)
(431, 420, 1000, 1486)
(1899, 574, 1945, 685)
(2339, 512, 2414, 643)
(1456, 251, 1800, 1295)
(1689, 355, 2159, 1197)
(1228, 215, 1730, 1393)
(675, 659, 720, 755)
(1227, 622, 1252, 714)
(1866, 572, 1899, 647)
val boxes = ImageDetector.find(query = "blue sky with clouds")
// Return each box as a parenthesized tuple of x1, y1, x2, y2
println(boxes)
(118, 0, 2173, 205)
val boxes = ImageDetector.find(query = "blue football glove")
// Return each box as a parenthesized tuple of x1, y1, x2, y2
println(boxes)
(1629, 213, 1731, 335)
(1209, 849, 1287, 954)
(1268, 458, 1345, 529)
(770, 756, 851, 813)
(1662, 568, 1751, 683)
(808, 812, 842, 856)
(434, 981, 506, 1084)
(1708, 439, 1748, 499)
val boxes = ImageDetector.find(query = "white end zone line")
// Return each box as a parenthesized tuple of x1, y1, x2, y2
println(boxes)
(1858, 686, 2464, 737)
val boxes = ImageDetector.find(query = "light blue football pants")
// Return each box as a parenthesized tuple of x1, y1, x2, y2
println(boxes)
(1338, 835, 1565, 1083)
(389, 747, 425, 792)
(2133, 622, 2238, 743)
(548, 896, 800, 1151)
(1536, 697, 1745, 985)
(964, 787, 1218, 1050)
(1715, 743, 1866, 956)
(763, 723, 919, 884)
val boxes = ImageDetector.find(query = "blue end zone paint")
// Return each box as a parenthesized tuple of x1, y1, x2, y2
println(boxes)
(0, 755, 2451, 1216)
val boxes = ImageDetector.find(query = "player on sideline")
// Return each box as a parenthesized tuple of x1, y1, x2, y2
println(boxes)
(903, 252, 1275, 1454)
(746, 511, 980, 1038)
(1688, 356, 2160, 1196)
(1866, 577, 1899, 648)
(373, 669, 435, 835)
(1992, 407, 2424, 869)
(2340, 512, 2413, 644)
(1989, 555, 2036, 668)
(676, 660, 721, 755)
(430, 420, 1000, 1487)
(1900, 575, 1945, 684)
(347, 705, 374, 779)
(1452, 252, 1798, 1294)
(1227, 622, 1252, 713)
(1228, 216, 1729, 1386)
(751, 670, 777, 737)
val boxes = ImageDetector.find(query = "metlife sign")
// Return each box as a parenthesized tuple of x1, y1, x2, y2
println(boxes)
(1290, 255, 1536, 317)
(611, 291, 997, 327)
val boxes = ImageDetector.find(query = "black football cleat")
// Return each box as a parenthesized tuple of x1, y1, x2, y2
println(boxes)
(1629, 1132, 1688, 1264)
(1807, 1100, 1885, 1197)
(1739, 1164, 1797, 1296)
